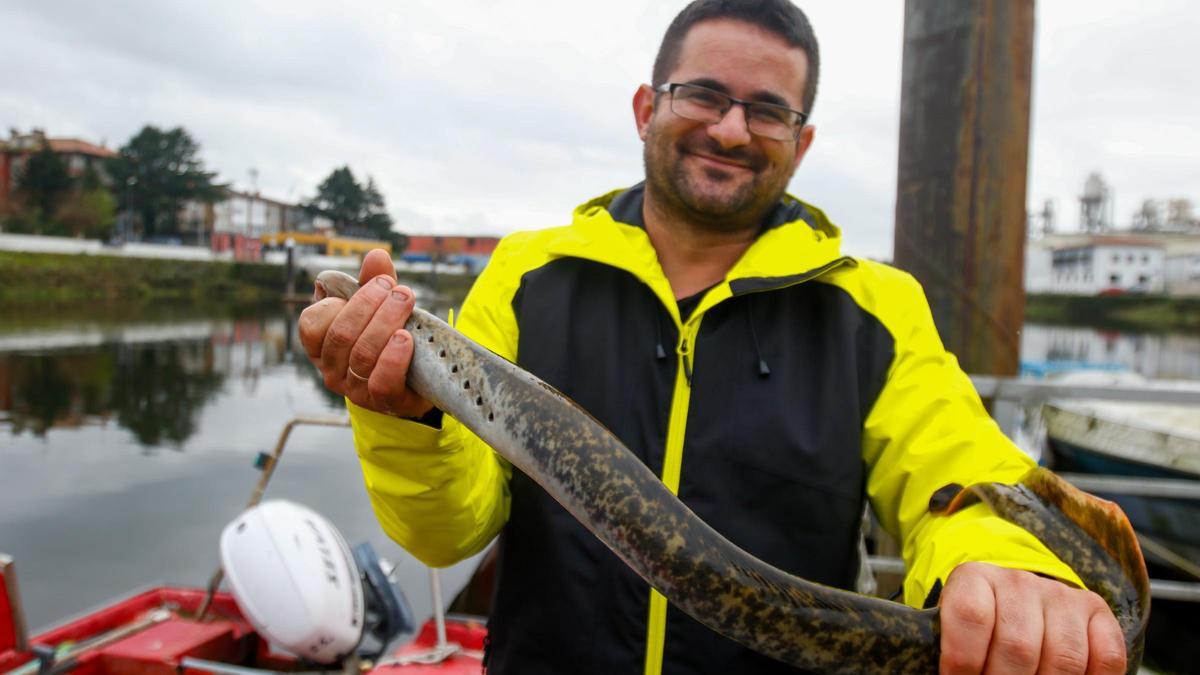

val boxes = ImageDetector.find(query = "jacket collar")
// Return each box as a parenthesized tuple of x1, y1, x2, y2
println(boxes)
(544, 185, 853, 320)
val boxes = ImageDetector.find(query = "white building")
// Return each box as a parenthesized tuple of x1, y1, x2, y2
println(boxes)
(1050, 239, 1164, 294)
(1024, 243, 1054, 293)
(1164, 241, 1200, 297)
(212, 191, 286, 239)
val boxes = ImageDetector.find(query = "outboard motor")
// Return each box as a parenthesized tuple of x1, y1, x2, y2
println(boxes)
(219, 500, 414, 664)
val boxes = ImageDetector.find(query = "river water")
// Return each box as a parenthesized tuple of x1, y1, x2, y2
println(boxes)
(0, 302, 483, 632)
(1, 304, 1196, 654)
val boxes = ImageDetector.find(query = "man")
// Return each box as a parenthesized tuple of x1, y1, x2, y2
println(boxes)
(301, 1, 1126, 673)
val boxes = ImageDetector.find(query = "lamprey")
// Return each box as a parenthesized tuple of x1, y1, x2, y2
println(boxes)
(315, 270, 1150, 674)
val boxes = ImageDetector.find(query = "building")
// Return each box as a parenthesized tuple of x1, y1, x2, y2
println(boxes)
(1051, 239, 1164, 294)
(1026, 232, 1189, 295)
(403, 235, 500, 274)
(0, 129, 117, 208)
(1165, 241, 1200, 297)
(180, 189, 345, 260)
(259, 230, 392, 257)
(181, 188, 397, 262)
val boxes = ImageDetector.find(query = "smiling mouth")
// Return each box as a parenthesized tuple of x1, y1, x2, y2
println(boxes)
(689, 151, 753, 171)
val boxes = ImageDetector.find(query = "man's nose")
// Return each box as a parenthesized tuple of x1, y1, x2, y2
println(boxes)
(706, 103, 753, 149)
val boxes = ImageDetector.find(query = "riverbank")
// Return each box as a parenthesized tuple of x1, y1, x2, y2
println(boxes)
(0, 250, 297, 306)
(1025, 293, 1200, 332)
(0, 250, 478, 312)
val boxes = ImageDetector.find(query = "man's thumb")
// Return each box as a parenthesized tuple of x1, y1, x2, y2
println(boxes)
(358, 248, 397, 285)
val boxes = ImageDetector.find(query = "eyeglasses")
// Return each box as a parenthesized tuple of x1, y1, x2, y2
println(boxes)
(655, 82, 808, 142)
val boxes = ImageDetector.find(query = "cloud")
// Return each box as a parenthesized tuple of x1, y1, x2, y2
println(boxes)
(1028, 0, 1200, 227)
(3, 0, 1196, 258)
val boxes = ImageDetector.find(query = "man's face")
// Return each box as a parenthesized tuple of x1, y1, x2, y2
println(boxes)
(636, 19, 815, 232)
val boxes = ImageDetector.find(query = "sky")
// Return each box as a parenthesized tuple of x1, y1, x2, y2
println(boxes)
(3, 0, 1197, 260)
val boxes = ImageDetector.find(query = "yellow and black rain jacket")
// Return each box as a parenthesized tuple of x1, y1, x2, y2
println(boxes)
(350, 185, 1082, 674)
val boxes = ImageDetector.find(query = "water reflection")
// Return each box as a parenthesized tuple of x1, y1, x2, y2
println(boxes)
(1021, 323, 1200, 379)
(3, 353, 111, 437)
(0, 317, 298, 446)
(4, 318, 1197, 445)
(111, 343, 225, 447)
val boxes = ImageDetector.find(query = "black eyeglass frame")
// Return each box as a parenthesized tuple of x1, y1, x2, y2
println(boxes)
(654, 82, 809, 141)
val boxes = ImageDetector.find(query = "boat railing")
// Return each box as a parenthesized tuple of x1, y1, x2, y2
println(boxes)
(867, 374, 1200, 603)
(971, 374, 1200, 440)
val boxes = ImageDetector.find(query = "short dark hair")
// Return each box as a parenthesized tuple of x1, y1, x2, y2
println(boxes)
(652, 0, 820, 116)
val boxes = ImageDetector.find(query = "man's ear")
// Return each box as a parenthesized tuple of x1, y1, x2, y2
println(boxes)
(633, 84, 657, 141)
(792, 124, 816, 169)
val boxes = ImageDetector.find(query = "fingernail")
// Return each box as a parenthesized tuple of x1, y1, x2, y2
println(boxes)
(375, 276, 393, 290)
(391, 331, 407, 344)
(391, 288, 409, 302)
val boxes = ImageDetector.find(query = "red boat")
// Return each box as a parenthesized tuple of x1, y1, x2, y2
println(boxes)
(0, 573, 486, 675)
(2, 416, 490, 675)
(1, 415, 496, 672)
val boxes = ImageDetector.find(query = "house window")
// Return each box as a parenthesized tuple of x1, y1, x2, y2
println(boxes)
(1112, 254, 1119, 263)
(1142, 254, 1148, 264)
(1110, 274, 1120, 284)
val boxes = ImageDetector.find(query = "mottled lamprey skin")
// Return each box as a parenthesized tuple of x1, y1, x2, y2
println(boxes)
(315, 270, 1149, 674)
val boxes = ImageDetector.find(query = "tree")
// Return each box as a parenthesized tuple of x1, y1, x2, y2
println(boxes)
(55, 187, 117, 239)
(305, 166, 396, 242)
(12, 142, 73, 232)
(106, 125, 222, 240)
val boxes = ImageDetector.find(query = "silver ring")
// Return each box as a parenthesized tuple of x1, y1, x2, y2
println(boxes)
(347, 365, 370, 383)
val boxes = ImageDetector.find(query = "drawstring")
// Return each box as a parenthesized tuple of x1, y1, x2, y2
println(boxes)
(747, 296, 771, 378)
(654, 301, 668, 361)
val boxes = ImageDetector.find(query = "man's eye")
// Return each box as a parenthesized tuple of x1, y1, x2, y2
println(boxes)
(684, 90, 725, 108)
(750, 106, 789, 124)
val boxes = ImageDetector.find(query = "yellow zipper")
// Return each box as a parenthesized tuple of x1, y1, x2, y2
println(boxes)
(643, 316, 701, 675)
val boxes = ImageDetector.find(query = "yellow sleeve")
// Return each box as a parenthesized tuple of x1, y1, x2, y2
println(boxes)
(352, 405, 511, 567)
(859, 270, 1085, 607)
(350, 234, 535, 567)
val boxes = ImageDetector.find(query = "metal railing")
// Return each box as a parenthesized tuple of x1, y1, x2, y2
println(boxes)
(972, 374, 1200, 441)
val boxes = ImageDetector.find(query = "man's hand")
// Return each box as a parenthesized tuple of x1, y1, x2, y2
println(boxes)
(939, 562, 1126, 674)
(298, 248, 434, 418)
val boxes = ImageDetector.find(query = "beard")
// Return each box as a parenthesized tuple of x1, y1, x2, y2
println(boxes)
(643, 127, 793, 235)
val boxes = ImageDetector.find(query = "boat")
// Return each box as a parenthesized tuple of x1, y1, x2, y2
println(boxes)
(1039, 370, 1200, 557)
(0, 578, 486, 675)
(1041, 371, 1200, 480)
(1, 414, 488, 675)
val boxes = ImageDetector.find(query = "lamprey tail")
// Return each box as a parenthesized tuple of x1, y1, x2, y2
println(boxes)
(934, 467, 1150, 673)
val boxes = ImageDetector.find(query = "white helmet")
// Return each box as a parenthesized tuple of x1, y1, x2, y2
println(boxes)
(220, 500, 364, 663)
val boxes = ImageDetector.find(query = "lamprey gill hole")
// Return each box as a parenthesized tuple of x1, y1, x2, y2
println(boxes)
(423, 327, 495, 423)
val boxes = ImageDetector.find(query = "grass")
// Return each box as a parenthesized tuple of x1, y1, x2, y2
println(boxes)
(1025, 293, 1200, 332)
(0, 250, 300, 306)
(0, 250, 480, 313)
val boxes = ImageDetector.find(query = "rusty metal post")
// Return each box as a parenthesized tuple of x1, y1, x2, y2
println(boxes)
(893, 0, 1035, 376)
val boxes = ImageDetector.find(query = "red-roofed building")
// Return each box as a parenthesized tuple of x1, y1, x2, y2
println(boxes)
(0, 129, 117, 209)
